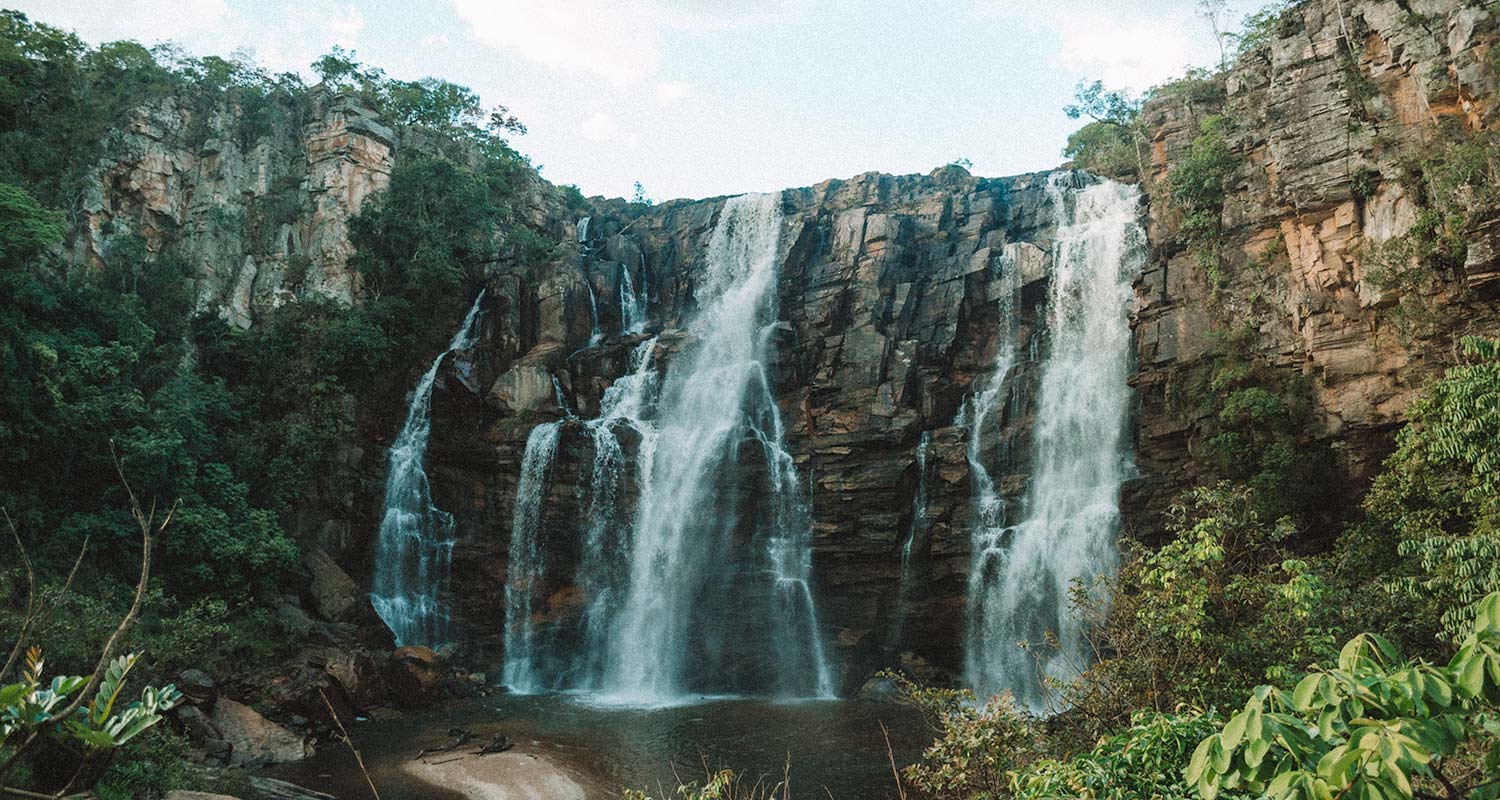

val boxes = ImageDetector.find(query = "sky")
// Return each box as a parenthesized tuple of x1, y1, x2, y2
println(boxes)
(17, 1, 1258, 202)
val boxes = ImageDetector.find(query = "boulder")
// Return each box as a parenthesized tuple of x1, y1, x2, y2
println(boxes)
(303, 549, 361, 622)
(387, 645, 446, 708)
(176, 668, 218, 708)
(855, 674, 903, 704)
(208, 698, 309, 766)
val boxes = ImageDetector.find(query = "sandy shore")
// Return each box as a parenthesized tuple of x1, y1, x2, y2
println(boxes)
(403, 749, 590, 800)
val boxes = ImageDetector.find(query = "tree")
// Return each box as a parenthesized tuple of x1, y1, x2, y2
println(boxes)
(1063, 81, 1146, 180)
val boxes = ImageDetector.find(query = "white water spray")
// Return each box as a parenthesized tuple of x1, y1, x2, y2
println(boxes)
(370, 290, 487, 646)
(965, 175, 1144, 709)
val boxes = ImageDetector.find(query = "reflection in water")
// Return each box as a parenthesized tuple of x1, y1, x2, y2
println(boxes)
(272, 695, 928, 799)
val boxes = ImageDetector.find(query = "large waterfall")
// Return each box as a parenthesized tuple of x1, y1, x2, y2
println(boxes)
(503, 193, 833, 705)
(964, 175, 1144, 708)
(370, 291, 487, 647)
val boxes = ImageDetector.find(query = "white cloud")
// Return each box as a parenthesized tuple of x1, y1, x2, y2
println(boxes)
(1052, 9, 1200, 91)
(451, 0, 664, 85)
(654, 81, 692, 106)
(579, 112, 640, 146)
(8, 0, 229, 45)
(969, 0, 1241, 92)
(450, 0, 811, 85)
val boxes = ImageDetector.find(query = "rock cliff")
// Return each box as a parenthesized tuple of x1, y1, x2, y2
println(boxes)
(61, 0, 1500, 688)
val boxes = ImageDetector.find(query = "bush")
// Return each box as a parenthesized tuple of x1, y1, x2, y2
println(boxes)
(1187, 591, 1500, 800)
(1350, 337, 1500, 647)
(1013, 710, 1233, 800)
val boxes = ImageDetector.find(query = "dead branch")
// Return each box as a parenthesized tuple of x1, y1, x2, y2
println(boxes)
(0, 443, 167, 785)
(1, 509, 36, 680)
(320, 689, 380, 800)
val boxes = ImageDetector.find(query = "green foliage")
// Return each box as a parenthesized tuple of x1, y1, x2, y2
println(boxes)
(1064, 122, 1140, 181)
(0, 181, 63, 264)
(350, 153, 507, 305)
(1, 648, 181, 759)
(1013, 710, 1233, 800)
(1065, 485, 1342, 723)
(621, 769, 781, 800)
(1186, 592, 1500, 800)
(1169, 114, 1238, 284)
(1233, 2, 1294, 55)
(1353, 337, 1500, 646)
(1190, 331, 1338, 525)
(0, 182, 298, 601)
(882, 671, 1040, 800)
(93, 726, 244, 800)
(1063, 81, 1145, 180)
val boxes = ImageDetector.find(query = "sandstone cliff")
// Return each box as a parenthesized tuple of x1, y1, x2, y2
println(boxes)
(59, 0, 1500, 688)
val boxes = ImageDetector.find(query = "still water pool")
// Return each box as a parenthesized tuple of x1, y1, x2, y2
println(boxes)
(272, 693, 931, 799)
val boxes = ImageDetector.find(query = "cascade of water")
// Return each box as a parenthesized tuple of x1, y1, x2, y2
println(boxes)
(601, 192, 833, 704)
(577, 216, 591, 245)
(501, 421, 563, 692)
(620, 264, 647, 335)
(370, 290, 488, 647)
(888, 431, 932, 650)
(964, 174, 1145, 709)
(586, 281, 604, 347)
(502, 338, 661, 690)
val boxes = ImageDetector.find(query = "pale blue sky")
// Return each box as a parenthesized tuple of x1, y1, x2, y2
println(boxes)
(20, 1, 1257, 201)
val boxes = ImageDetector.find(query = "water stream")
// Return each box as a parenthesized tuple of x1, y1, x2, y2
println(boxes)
(370, 291, 487, 647)
(964, 175, 1144, 708)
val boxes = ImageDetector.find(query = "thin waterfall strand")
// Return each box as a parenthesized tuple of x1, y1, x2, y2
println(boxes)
(370, 290, 487, 647)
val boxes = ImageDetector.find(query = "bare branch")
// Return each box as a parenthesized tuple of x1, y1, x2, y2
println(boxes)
(0, 444, 165, 783)
(1, 509, 36, 680)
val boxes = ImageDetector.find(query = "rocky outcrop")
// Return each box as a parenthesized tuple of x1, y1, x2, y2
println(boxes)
(68, 90, 395, 325)
(415, 168, 1098, 686)
(58, 0, 1500, 694)
(1127, 0, 1500, 530)
(208, 698, 310, 766)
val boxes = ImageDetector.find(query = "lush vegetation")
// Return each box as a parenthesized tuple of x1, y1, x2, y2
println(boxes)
(0, 10, 556, 796)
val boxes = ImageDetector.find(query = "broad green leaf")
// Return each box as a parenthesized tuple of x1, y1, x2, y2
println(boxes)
(1294, 674, 1323, 709)
(1224, 710, 1248, 749)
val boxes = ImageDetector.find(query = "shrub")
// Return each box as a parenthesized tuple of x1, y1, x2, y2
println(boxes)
(1186, 591, 1500, 800)
(882, 671, 1041, 800)
(1353, 337, 1500, 646)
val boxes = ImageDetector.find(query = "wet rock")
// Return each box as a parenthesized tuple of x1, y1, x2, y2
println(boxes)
(856, 675, 903, 703)
(209, 698, 310, 766)
(387, 645, 446, 707)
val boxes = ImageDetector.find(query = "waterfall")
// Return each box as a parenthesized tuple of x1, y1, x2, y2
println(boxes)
(370, 290, 487, 647)
(501, 421, 562, 692)
(501, 193, 832, 704)
(586, 281, 603, 347)
(888, 431, 932, 650)
(620, 264, 647, 334)
(964, 174, 1144, 709)
(601, 192, 832, 703)
(502, 338, 661, 690)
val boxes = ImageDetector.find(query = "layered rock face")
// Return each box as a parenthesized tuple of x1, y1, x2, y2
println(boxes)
(1128, 0, 1500, 529)
(66, 89, 397, 325)
(416, 169, 1098, 685)
(63, 0, 1500, 690)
